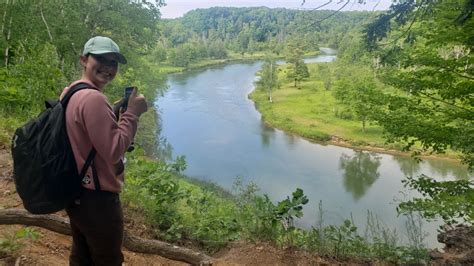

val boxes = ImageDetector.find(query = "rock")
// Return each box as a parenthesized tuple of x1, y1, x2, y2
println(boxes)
(438, 224, 474, 251)
(430, 225, 474, 265)
(429, 249, 444, 260)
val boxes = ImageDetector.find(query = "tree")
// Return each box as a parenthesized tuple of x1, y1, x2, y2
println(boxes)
(162, 7, 371, 59)
(257, 58, 278, 102)
(152, 42, 167, 62)
(0, 0, 166, 156)
(285, 40, 309, 87)
(333, 65, 381, 132)
(362, 0, 474, 226)
(316, 64, 332, 90)
(207, 40, 228, 59)
(397, 176, 473, 226)
(365, 0, 473, 166)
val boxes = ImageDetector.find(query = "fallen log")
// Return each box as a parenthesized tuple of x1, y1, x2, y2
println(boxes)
(0, 208, 213, 265)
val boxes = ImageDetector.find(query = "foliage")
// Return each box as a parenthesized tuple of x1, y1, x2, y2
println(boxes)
(363, 0, 474, 167)
(359, 0, 474, 230)
(314, 64, 332, 91)
(182, 190, 240, 252)
(285, 40, 309, 87)
(123, 150, 240, 250)
(161, 7, 371, 63)
(256, 57, 278, 102)
(273, 188, 309, 247)
(0, 235, 23, 257)
(179, 7, 368, 48)
(250, 62, 387, 146)
(233, 178, 278, 241)
(118, 153, 430, 263)
(0, 0, 166, 154)
(324, 219, 366, 258)
(233, 183, 310, 249)
(122, 151, 186, 235)
(1, 1, 466, 263)
(332, 65, 382, 131)
(0, 228, 41, 257)
(0, 43, 65, 117)
(398, 175, 474, 226)
(295, 203, 428, 263)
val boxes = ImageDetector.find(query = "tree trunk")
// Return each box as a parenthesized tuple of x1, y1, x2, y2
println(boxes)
(1, 0, 9, 34)
(0, 209, 213, 265)
(40, 1, 53, 42)
(4, 16, 12, 67)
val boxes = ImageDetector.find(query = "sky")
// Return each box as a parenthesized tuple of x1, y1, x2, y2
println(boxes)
(159, 0, 393, 19)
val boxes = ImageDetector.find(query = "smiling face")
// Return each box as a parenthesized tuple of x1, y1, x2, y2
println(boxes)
(80, 53, 119, 90)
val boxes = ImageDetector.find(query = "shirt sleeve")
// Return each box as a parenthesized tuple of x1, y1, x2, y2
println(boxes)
(79, 90, 138, 165)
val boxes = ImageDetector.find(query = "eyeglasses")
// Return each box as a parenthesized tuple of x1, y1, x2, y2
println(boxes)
(89, 54, 118, 67)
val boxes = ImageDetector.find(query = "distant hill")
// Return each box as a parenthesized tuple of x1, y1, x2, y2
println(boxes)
(162, 7, 375, 50)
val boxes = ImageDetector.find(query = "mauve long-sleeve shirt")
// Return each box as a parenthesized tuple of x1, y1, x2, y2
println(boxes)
(60, 79, 139, 193)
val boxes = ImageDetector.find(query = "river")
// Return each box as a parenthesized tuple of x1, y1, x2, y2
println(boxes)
(155, 49, 472, 248)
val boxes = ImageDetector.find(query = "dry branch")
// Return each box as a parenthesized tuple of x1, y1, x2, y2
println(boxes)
(0, 209, 213, 265)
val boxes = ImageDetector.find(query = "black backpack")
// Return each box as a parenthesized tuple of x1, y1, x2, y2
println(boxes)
(11, 82, 97, 214)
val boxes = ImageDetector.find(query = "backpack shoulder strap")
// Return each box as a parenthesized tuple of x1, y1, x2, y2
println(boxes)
(60, 82, 96, 107)
(62, 82, 99, 189)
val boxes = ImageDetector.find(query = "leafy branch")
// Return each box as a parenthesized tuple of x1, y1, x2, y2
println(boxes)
(398, 175, 474, 226)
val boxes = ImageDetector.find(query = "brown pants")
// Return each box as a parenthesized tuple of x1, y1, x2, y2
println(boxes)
(66, 189, 124, 266)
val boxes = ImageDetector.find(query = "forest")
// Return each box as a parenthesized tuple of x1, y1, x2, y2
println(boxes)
(0, 0, 472, 264)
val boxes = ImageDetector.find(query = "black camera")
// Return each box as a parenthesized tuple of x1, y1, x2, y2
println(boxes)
(122, 87, 134, 111)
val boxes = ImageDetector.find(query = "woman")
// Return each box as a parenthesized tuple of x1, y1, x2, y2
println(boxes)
(61, 36, 147, 265)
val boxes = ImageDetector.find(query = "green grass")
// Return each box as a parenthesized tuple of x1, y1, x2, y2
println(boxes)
(158, 65, 184, 74)
(251, 63, 465, 159)
(250, 63, 388, 148)
(0, 115, 25, 148)
(160, 52, 285, 75)
(160, 49, 321, 75)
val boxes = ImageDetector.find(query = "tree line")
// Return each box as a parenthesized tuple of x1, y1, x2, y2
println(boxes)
(157, 7, 373, 67)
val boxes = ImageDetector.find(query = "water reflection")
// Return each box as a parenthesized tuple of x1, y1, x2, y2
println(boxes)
(284, 133, 297, 147)
(339, 151, 382, 200)
(392, 155, 472, 180)
(156, 137, 173, 161)
(260, 121, 275, 148)
(393, 156, 421, 177)
(170, 72, 190, 86)
(424, 159, 472, 179)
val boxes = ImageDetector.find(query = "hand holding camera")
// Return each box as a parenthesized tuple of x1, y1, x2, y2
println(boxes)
(124, 87, 148, 117)
(113, 86, 148, 117)
(115, 86, 148, 153)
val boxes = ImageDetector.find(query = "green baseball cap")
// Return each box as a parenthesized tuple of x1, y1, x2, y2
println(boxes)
(82, 36, 127, 64)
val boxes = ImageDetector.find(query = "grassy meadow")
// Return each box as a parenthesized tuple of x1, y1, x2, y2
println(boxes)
(250, 62, 390, 149)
